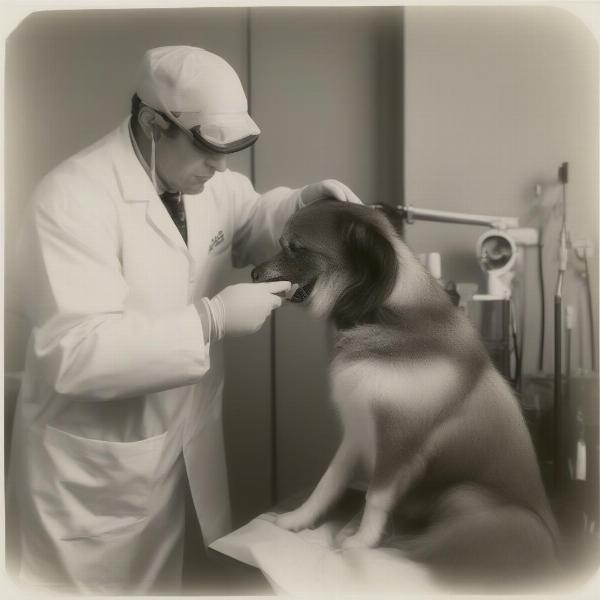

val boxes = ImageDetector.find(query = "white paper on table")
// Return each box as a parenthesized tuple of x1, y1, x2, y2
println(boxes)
(209, 512, 444, 597)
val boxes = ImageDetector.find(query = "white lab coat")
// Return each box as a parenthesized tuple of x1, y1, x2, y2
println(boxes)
(6, 118, 299, 594)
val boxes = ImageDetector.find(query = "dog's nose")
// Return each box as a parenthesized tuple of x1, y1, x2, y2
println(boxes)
(251, 267, 260, 282)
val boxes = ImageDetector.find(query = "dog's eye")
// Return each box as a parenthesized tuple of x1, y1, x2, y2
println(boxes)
(288, 240, 303, 253)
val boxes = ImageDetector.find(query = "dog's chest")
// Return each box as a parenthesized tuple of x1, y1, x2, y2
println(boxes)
(330, 358, 377, 465)
(330, 354, 462, 424)
(330, 358, 374, 407)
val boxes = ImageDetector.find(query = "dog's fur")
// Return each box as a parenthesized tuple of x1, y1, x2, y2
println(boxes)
(252, 199, 561, 590)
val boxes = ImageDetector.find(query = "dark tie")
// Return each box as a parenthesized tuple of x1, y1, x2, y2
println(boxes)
(160, 191, 188, 245)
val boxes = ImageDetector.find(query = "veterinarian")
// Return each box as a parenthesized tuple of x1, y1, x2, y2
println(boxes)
(6, 45, 361, 594)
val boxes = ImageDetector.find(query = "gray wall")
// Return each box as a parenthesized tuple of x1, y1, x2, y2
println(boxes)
(404, 6, 599, 376)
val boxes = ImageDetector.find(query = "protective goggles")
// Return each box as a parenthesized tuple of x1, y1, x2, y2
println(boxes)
(155, 108, 259, 155)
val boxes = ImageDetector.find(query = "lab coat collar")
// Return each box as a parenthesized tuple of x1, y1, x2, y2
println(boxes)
(114, 118, 193, 258)
(115, 117, 159, 204)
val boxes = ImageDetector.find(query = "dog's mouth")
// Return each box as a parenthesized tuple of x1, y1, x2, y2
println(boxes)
(266, 276, 317, 303)
(289, 278, 317, 303)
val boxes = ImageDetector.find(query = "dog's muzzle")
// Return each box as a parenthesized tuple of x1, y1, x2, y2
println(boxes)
(251, 268, 316, 303)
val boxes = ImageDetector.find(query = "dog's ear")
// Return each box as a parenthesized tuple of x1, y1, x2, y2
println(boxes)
(332, 214, 398, 329)
(372, 204, 404, 235)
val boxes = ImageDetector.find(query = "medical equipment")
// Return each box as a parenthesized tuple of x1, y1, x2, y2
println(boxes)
(476, 227, 538, 299)
(399, 204, 537, 299)
(397, 203, 535, 387)
(397, 161, 597, 499)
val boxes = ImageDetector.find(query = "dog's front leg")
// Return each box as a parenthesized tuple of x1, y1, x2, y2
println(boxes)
(276, 440, 358, 532)
(341, 455, 426, 549)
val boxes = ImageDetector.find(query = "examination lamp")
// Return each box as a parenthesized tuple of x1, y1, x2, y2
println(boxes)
(476, 227, 538, 299)
(397, 205, 537, 300)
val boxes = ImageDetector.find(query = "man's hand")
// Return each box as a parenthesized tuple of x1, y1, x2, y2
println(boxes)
(207, 281, 292, 339)
(298, 179, 362, 208)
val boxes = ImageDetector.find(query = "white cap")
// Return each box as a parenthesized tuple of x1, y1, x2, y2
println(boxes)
(135, 46, 260, 153)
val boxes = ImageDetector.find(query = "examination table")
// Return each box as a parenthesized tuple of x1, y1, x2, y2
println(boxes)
(206, 488, 441, 596)
(206, 488, 584, 596)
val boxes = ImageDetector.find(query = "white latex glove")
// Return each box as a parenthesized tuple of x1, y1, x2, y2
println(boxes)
(203, 281, 291, 339)
(298, 179, 362, 208)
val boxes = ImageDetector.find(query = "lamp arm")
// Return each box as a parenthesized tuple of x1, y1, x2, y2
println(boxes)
(398, 205, 519, 230)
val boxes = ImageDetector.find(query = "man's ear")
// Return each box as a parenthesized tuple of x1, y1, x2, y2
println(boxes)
(331, 214, 398, 329)
(138, 106, 169, 140)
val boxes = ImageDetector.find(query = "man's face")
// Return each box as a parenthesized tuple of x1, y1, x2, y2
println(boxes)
(155, 128, 227, 194)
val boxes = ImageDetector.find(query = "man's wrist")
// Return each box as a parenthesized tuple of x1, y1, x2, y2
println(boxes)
(199, 296, 225, 342)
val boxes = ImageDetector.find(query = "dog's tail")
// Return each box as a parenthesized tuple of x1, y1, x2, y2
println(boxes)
(394, 486, 562, 592)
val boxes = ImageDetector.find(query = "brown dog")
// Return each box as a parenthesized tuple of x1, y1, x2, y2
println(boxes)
(252, 199, 560, 590)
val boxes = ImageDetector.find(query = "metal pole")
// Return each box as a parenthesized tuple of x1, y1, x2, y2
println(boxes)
(397, 205, 519, 229)
(554, 287, 564, 492)
(554, 163, 569, 493)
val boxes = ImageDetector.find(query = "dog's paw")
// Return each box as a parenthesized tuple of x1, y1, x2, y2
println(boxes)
(333, 521, 359, 548)
(275, 509, 317, 532)
(340, 532, 379, 550)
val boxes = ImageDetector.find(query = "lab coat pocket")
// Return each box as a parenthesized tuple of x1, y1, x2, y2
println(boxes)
(38, 425, 167, 541)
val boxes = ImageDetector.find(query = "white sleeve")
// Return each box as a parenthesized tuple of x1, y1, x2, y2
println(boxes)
(20, 175, 210, 401)
(228, 172, 302, 268)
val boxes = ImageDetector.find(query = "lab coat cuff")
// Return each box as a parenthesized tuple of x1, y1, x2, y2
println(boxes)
(196, 299, 212, 345)
(185, 304, 211, 360)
